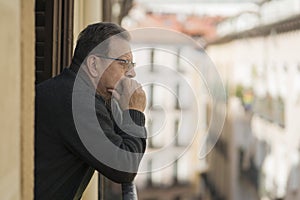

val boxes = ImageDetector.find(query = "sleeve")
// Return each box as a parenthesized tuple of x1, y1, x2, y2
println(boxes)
(59, 90, 147, 183)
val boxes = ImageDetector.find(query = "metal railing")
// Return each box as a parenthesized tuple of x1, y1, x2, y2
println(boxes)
(98, 175, 138, 200)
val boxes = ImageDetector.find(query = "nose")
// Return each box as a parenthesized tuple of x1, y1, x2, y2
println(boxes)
(125, 68, 136, 78)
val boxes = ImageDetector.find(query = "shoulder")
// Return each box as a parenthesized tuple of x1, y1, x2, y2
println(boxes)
(36, 68, 75, 96)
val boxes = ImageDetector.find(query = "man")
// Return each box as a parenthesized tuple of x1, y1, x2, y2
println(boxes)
(35, 22, 147, 199)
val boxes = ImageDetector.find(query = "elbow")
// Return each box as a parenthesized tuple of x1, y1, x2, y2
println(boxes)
(94, 155, 141, 183)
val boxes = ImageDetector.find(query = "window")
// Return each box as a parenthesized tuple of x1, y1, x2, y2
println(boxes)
(174, 119, 180, 146)
(176, 48, 185, 73)
(147, 159, 153, 187)
(35, 0, 74, 84)
(175, 83, 180, 110)
(147, 120, 153, 148)
(150, 48, 155, 72)
(149, 84, 154, 108)
(173, 159, 178, 185)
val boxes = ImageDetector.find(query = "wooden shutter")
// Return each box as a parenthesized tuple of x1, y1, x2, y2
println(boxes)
(35, 0, 74, 84)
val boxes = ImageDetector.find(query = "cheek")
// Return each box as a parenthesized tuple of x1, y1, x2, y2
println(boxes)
(101, 69, 123, 87)
(111, 73, 123, 85)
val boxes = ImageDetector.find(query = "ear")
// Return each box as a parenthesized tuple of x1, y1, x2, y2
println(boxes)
(86, 55, 99, 78)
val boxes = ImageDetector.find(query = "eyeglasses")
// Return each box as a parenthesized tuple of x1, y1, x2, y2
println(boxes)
(94, 55, 136, 71)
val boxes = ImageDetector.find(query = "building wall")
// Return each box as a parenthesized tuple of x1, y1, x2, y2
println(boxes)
(0, 0, 35, 199)
(73, 0, 103, 48)
(206, 29, 300, 200)
(130, 43, 206, 199)
(73, 1, 103, 199)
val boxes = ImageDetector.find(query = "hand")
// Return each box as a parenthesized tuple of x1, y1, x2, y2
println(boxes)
(108, 78, 146, 112)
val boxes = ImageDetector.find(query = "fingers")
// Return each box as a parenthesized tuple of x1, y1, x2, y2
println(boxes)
(111, 77, 146, 111)
(108, 89, 121, 100)
(120, 77, 131, 91)
(120, 78, 141, 94)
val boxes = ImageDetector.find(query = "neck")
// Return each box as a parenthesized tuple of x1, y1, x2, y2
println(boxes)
(96, 85, 111, 102)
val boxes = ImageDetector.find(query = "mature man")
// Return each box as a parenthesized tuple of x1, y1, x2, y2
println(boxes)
(35, 22, 147, 199)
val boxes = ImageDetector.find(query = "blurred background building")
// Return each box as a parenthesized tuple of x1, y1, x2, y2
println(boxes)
(206, 1, 300, 200)
(129, 32, 208, 199)
(1, 0, 300, 199)
(123, 0, 300, 199)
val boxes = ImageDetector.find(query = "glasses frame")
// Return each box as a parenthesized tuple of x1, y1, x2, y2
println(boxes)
(93, 54, 136, 71)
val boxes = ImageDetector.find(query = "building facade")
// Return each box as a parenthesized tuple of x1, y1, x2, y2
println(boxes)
(203, 0, 300, 199)
(126, 30, 209, 200)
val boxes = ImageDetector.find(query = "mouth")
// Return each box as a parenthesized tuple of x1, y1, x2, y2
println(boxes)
(107, 87, 122, 93)
(106, 88, 114, 93)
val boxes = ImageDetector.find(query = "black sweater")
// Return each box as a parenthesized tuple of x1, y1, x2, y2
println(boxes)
(34, 67, 146, 200)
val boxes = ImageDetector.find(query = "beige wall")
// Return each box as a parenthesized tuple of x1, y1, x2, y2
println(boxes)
(0, 0, 106, 199)
(73, 0, 103, 47)
(0, 0, 34, 199)
(73, 0, 103, 199)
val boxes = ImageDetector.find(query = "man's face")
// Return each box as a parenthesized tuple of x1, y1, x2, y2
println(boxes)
(85, 37, 136, 100)
(97, 52, 136, 99)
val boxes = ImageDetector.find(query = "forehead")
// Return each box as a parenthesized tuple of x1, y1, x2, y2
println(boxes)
(108, 37, 131, 58)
